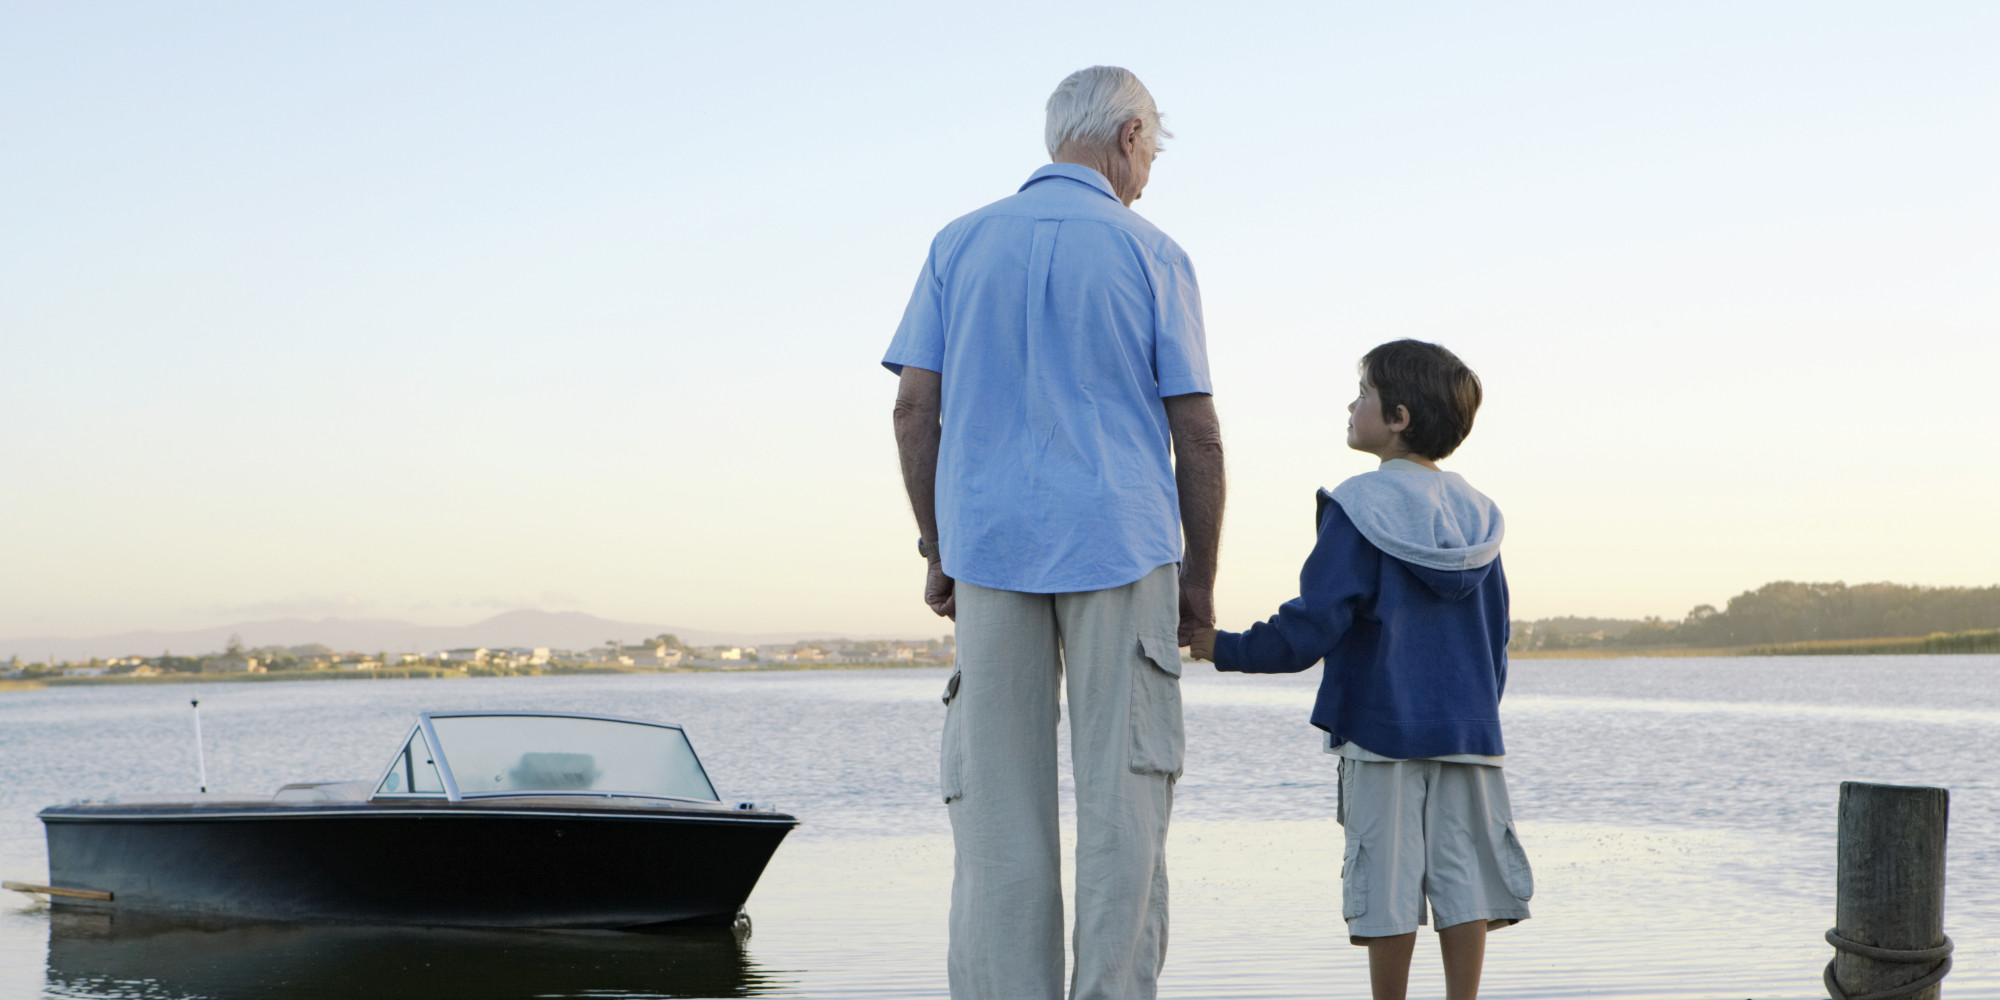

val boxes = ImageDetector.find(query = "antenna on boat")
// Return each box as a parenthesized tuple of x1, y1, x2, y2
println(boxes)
(190, 699, 208, 794)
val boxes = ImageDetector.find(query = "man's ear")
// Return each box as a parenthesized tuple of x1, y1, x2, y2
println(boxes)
(1120, 117, 1145, 154)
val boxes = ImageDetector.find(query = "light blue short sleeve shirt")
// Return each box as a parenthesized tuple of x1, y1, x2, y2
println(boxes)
(882, 164, 1213, 594)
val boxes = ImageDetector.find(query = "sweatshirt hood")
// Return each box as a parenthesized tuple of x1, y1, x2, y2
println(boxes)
(1324, 459, 1504, 600)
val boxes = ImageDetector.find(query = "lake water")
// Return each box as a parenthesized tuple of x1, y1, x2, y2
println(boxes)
(2, 657, 1995, 999)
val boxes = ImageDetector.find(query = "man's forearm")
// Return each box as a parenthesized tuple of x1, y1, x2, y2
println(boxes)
(1177, 449, 1225, 590)
(893, 367, 944, 546)
(1166, 394, 1225, 590)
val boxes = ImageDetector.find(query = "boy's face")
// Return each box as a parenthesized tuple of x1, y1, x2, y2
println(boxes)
(1346, 375, 1398, 456)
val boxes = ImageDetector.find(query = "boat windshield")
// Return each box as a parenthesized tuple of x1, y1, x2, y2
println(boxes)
(376, 732, 447, 796)
(428, 715, 718, 801)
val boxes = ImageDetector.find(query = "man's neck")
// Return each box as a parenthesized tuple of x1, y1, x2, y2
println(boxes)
(1052, 151, 1111, 175)
(1052, 147, 1137, 206)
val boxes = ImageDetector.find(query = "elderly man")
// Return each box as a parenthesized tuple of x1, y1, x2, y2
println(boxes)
(884, 66, 1225, 1000)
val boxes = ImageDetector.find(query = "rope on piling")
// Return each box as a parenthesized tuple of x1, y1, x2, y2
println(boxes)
(1822, 928, 1952, 1000)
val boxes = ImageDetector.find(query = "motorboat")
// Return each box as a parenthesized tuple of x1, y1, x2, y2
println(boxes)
(32, 711, 798, 928)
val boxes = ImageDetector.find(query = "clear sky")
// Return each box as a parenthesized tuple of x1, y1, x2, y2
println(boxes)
(4, 2, 1996, 640)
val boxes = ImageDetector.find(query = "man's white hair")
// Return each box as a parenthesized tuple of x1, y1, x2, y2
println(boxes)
(1044, 66, 1171, 159)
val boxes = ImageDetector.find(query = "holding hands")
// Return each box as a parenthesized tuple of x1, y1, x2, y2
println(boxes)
(1186, 626, 1217, 662)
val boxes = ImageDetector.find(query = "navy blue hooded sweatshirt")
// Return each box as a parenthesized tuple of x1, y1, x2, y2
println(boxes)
(1212, 460, 1510, 759)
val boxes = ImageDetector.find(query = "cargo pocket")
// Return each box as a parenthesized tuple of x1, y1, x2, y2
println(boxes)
(1340, 839, 1368, 920)
(939, 669, 965, 803)
(1128, 632, 1185, 779)
(1501, 825, 1534, 900)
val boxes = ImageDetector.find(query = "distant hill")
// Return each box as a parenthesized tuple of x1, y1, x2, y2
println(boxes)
(1, 610, 901, 662)
(1514, 581, 2000, 651)
(1626, 580, 2000, 646)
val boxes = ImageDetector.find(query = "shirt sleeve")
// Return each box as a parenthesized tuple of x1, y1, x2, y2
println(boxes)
(1213, 504, 1378, 673)
(882, 244, 946, 375)
(1151, 247, 1212, 397)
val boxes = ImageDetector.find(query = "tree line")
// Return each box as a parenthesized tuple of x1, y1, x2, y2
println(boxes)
(1513, 581, 2000, 650)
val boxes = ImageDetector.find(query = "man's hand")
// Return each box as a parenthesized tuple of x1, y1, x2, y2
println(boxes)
(925, 557, 957, 620)
(1187, 627, 1218, 662)
(1178, 583, 1214, 646)
(893, 367, 951, 619)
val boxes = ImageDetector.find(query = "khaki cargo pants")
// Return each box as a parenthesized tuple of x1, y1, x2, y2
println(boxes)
(943, 563, 1184, 1000)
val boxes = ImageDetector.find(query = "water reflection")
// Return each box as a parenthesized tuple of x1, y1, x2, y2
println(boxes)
(44, 907, 790, 999)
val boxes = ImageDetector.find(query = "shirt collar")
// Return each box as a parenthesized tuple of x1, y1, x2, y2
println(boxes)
(1379, 459, 1439, 473)
(1019, 163, 1119, 201)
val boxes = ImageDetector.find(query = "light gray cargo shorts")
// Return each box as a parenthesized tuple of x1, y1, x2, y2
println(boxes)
(1337, 756, 1534, 942)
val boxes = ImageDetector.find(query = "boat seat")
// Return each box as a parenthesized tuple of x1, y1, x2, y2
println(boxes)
(510, 753, 601, 790)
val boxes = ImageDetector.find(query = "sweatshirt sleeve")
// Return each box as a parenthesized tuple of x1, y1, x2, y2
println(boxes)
(1213, 503, 1378, 674)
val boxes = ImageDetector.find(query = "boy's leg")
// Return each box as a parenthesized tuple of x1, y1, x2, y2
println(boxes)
(947, 581, 1065, 999)
(1056, 564, 1180, 1000)
(1363, 932, 1417, 1000)
(1439, 919, 1488, 1000)
(1340, 758, 1432, 943)
(1420, 762, 1533, 1000)
(1420, 763, 1532, 931)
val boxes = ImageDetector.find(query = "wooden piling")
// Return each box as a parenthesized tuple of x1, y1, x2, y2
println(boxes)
(1826, 781, 1951, 1000)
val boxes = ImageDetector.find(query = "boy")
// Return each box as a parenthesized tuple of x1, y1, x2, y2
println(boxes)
(1189, 339, 1530, 1000)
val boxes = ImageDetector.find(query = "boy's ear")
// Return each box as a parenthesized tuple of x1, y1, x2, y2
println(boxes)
(1386, 404, 1412, 434)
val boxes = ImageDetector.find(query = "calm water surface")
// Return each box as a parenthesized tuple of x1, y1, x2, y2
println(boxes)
(2, 657, 1995, 999)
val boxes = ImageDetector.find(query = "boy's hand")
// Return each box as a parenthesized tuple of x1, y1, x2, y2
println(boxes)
(1188, 627, 1218, 662)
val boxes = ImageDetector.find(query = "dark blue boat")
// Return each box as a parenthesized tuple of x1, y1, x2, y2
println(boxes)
(36, 711, 797, 928)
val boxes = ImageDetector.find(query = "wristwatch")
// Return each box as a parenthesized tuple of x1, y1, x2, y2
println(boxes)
(917, 538, 940, 561)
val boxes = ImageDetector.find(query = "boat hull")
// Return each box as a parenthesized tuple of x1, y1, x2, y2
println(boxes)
(40, 801, 796, 928)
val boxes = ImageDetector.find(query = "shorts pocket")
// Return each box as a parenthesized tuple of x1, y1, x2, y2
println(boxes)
(1128, 632, 1185, 779)
(1501, 825, 1533, 900)
(1341, 839, 1368, 920)
(939, 669, 965, 803)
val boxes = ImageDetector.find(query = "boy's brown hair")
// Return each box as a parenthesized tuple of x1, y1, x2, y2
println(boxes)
(1360, 339, 1482, 459)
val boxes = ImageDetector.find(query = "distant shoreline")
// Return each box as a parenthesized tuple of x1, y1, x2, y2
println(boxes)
(1514, 629, 2000, 659)
(6, 643, 1997, 692)
(0, 660, 945, 692)
(1505, 647, 1966, 660)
